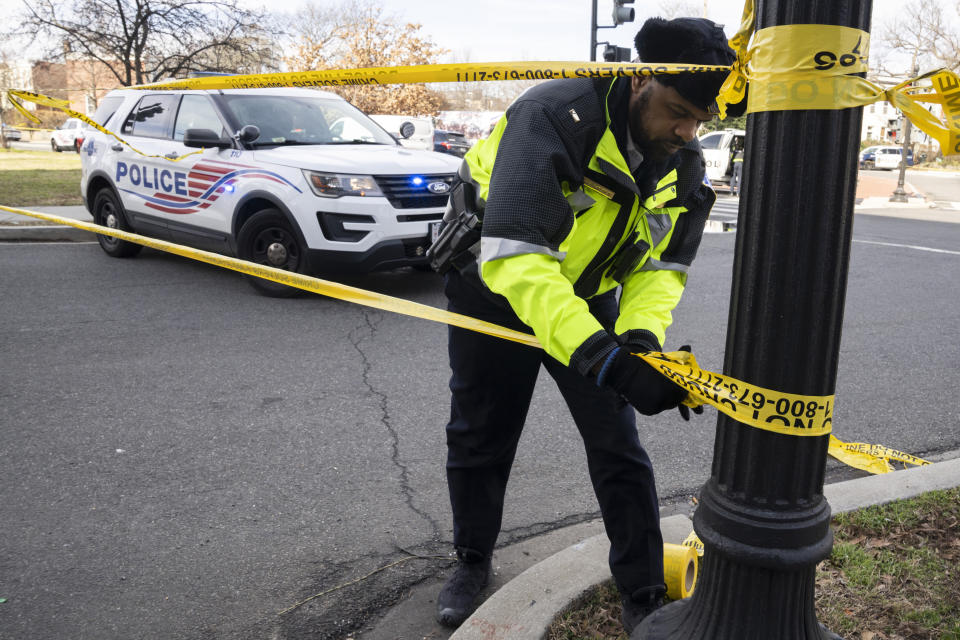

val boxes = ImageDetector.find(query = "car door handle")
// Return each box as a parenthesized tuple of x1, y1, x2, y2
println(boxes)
(110, 143, 123, 152)
(164, 151, 179, 159)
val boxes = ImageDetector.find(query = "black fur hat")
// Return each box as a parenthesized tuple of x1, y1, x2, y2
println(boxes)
(635, 17, 746, 117)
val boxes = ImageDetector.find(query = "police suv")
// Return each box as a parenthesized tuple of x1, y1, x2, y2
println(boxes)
(699, 128, 745, 192)
(80, 87, 460, 295)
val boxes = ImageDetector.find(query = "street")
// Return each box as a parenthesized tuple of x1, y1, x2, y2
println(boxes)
(1, 211, 959, 640)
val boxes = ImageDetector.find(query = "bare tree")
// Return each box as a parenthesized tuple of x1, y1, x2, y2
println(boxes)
(656, 0, 707, 19)
(12, 0, 282, 86)
(1, 49, 14, 149)
(285, 0, 447, 115)
(876, 0, 960, 76)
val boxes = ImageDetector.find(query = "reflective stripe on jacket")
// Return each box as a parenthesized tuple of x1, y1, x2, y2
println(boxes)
(461, 77, 715, 375)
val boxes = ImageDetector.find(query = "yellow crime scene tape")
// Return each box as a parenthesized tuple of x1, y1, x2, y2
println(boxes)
(3, 126, 54, 132)
(6, 89, 204, 162)
(716, 0, 960, 154)
(0, 205, 929, 476)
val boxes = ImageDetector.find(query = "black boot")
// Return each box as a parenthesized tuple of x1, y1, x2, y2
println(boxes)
(621, 583, 666, 635)
(436, 548, 492, 628)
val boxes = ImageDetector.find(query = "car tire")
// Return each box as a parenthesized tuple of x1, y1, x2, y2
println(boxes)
(237, 208, 308, 297)
(93, 189, 142, 258)
(51, 139, 61, 152)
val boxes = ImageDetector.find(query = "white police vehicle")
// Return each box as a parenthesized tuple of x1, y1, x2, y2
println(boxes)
(80, 87, 460, 295)
(699, 128, 745, 192)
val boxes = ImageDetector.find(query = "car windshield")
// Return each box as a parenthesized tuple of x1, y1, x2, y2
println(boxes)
(699, 133, 723, 149)
(219, 94, 396, 147)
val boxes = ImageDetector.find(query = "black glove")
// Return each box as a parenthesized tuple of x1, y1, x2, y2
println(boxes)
(676, 345, 705, 421)
(597, 346, 686, 416)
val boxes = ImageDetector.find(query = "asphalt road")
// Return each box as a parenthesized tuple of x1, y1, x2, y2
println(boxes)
(1, 211, 958, 640)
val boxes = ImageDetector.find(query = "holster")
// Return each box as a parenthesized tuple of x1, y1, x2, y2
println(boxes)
(427, 182, 482, 274)
(606, 234, 651, 282)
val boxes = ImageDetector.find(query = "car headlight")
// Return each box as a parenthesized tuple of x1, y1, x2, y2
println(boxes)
(303, 171, 382, 198)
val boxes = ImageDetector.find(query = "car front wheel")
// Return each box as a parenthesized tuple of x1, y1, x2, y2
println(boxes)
(51, 139, 60, 152)
(93, 189, 142, 258)
(237, 208, 308, 297)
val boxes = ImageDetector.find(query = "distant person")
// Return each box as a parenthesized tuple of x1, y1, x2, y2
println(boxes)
(730, 144, 744, 195)
(429, 16, 744, 634)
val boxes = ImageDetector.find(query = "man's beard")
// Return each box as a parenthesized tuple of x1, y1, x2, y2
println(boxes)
(631, 91, 686, 162)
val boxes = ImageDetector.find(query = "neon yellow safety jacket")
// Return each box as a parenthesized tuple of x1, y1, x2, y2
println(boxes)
(458, 77, 716, 376)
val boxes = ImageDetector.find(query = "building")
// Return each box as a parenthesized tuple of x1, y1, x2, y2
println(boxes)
(860, 83, 943, 159)
(31, 58, 123, 118)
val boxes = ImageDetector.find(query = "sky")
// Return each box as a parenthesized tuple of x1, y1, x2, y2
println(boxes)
(333, 0, 904, 65)
(0, 0, 920, 70)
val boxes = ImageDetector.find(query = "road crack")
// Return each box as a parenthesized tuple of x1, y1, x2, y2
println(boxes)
(348, 308, 442, 540)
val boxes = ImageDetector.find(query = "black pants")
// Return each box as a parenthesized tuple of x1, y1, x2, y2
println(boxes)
(443, 270, 664, 595)
(731, 162, 743, 194)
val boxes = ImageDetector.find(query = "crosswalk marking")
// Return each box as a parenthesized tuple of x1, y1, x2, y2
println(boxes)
(710, 197, 740, 219)
(704, 196, 739, 232)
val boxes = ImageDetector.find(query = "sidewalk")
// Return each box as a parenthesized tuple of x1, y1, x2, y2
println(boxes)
(854, 171, 923, 204)
(359, 454, 960, 640)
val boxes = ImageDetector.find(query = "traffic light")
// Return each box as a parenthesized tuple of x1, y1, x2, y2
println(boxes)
(603, 44, 633, 62)
(612, 0, 635, 26)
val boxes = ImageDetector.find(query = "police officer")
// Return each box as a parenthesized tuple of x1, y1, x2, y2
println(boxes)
(730, 141, 745, 195)
(431, 16, 744, 634)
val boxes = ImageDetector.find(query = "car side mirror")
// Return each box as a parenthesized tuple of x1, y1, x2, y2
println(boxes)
(236, 125, 260, 143)
(183, 128, 233, 149)
(399, 121, 415, 139)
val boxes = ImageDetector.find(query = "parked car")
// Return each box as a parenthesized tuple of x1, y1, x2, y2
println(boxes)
(1, 123, 22, 142)
(698, 128, 745, 191)
(369, 114, 434, 151)
(871, 145, 914, 170)
(859, 145, 880, 169)
(51, 117, 85, 152)
(433, 130, 471, 157)
(74, 123, 93, 152)
(80, 87, 460, 296)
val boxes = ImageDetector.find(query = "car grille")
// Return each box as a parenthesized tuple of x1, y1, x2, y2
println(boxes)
(373, 174, 455, 209)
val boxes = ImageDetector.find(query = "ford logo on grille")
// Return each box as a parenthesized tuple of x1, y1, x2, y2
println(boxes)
(427, 181, 451, 194)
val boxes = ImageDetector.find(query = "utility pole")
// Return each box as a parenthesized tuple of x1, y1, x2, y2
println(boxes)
(890, 56, 920, 203)
(591, 0, 598, 62)
(635, 0, 870, 638)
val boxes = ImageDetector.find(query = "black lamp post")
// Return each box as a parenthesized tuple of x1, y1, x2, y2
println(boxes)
(890, 58, 920, 203)
(635, 0, 870, 637)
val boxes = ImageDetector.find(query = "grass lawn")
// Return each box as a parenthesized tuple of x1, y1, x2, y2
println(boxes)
(548, 487, 960, 640)
(0, 149, 83, 206)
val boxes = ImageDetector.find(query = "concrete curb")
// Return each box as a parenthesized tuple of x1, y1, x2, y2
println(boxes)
(0, 205, 94, 242)
(450, 458, 960, 640)
(855, 196, 930, 209)
(0, 225, 96, 242)
(450, 515, 694, 640)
